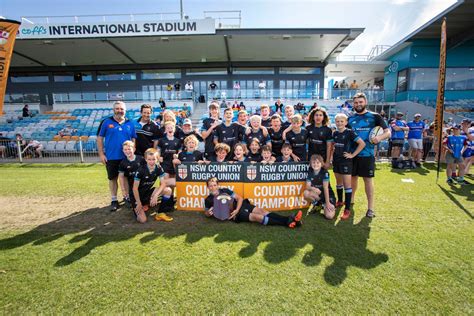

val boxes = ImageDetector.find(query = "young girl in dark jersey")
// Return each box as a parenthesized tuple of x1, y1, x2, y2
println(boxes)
(157, 121, 182, 177)
(307, 107, 333, 168)
(232, 143, 249, 162)
(303, 154, 336, 219)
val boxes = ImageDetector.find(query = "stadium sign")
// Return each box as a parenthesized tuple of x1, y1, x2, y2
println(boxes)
(17, 19, 216, 39)
(176, 162, 310, 211)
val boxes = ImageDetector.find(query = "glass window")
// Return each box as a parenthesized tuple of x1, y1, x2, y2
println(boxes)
(280, 67, 321, 74)
(397, 69, 408, 92)
(54, 74, 74, 82)
(186, 68, 227, 75)
(10, 74, 49, 83)
(54, 72, 92, 82)
(232, 67, 274, 75)
(142, 69, 181, 80)
(446, 68, 474, 90)
(97, 71, 136, 81)
(408, 68, 438, 90)
(75, 72, 93, 82)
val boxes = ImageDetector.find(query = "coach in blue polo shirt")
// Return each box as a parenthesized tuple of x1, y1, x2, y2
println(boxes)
(407, 113, 425, 166)
(348, 93, 391, 218)
(98, 101, 137, 211)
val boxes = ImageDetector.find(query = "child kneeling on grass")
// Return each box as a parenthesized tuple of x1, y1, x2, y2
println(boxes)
(303, 154, 336, 219)
(132, 148, 174, 223)
(118, 141, 145, 208)
(204, 177, 302, 228)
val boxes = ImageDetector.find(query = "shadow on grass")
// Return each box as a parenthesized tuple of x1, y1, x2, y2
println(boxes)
(437, 184, 473, 219)
(0, 204, 388, 286)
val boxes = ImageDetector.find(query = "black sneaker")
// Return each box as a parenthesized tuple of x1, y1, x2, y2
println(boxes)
(457, 179, 469, 186)
(123, 197, 131, 208)
(110, 200, 119, 212)
(366, 209, 375, 218)
(447, 178, 454, 185)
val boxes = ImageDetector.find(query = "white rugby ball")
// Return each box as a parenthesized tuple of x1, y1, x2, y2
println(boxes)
(369, 126, 384, 144)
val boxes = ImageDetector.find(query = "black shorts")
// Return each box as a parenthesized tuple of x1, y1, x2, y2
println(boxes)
(352, 156, 375, 178)
(130, 188, 154, 209)
(235, 199, 255, 223)
(317, 195, 336, 206)
(106, 159, 122, 180)
(391, 139, 404, 148)
(333, 160, 352, 175)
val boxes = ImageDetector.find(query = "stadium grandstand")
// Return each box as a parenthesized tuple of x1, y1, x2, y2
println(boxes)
(1, 0, 473, 162)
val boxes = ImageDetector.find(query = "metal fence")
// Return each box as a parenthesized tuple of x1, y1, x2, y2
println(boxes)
(0, 139, 100, 163)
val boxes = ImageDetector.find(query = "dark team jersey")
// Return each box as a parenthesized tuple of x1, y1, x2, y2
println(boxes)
(119, 155, 145, 188)
(236, 123, 248, 142)
(134, 119, 162, 155)
(134, 164, 165, 194)
(332, 129, 360, 163)
(348, 111, 388, 157)
(157, 136, 182, 171)
(178, 150, 204, 162)
(201, 117, 220, 153)
(286, 128, 308, 161)
(247, 152, 262, 162)
(306, 168, 335, 201)
(214, 122, 240, 151)
(204, 188, 236, 211)
(261, 117, 272, 128)
(282, 120, 306, 130)
(159, 125, 184, 140)
(276, 156, 294, 162)
(232, 156, 250, 162)
(208, 155, 229, 163)
(269, 127, 285, 156)
(307, 125, 333, 159)
(245, 129, 270, 146)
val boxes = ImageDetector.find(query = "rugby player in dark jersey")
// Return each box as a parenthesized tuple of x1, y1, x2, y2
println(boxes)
(231, 143, 250, 162)
(204, 177, 302, 228)
(268, 114, 285, 157)
(201, 102, 221, 160)
(303, 154, 336, 219)
(275, 143, 294, 162)
(207, 143, 231, 163)
(331, 113, 365, 220)
(178, 118, 203, 149)
(214, 108, 240, 158)
(173, 135, 204, 165)
(157, 122, 182, 177)
(307, 107, 333, 168)
(118, 141, 145, 207)
(244, 115, 271, 147)
(260, 104, 272, 128)
(247, 138, 263, 163)
(283, 114, 308, 161)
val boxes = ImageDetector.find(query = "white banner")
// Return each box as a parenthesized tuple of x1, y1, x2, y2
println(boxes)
(17, 19, 215, 39)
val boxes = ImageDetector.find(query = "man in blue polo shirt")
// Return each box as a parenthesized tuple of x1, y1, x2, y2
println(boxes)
(390, 112, 408, 165)
(98, 101, 137, 211)
(407, 113, 425, 167)
(348, 93, 391, 218)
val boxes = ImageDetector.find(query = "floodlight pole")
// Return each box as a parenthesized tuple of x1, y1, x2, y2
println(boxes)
(180, 0, 184, 19)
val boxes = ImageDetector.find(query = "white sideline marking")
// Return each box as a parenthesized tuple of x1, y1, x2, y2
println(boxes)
(401, 178, 415, 183)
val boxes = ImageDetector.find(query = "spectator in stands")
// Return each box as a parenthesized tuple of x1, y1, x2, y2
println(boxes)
(239, 101, 246, 111)
(233, 81, 241, 98)
(0, 133, 8, 158)
(59, 124, 77, 137)
(174, 81, 181, 99)
(340, 80, 349, 89)
(232, 100, 240, 112)
(182, 103, 191, 117)
(258, 80, 266, 98)
(134, 104, 161, 156)
(23, 139, 44, 158)
(159, 98, 166, 110)
(166, 83, 173, 99)
(7, 134, 26, 157)
(310, 102, 318, 112)
(209, 81, 218, 91)
(350, 80, 359, 90)
(274, 99, 284, 115)
(185, 81, 193, 91)
(97, 101, 137, 212)
(407, 113, 425, 167)
(22, 104, 30, 118)
(446, 117, 455, 128)
(294, 102, 305, 113)
(333, 81, 339, 89)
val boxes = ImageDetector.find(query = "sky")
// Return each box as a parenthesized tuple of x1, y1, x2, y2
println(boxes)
(0, 0, 458, 57)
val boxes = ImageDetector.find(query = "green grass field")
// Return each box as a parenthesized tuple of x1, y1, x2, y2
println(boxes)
(0, 163, 472, 314)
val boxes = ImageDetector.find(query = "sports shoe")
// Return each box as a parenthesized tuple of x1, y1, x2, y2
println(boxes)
(155, 213, 173, 222)
(335, 201, 344, 208)
(447, 178, 454, 185)
(123, 197, 131, 208)
(110, 200, 119, 212)
(366, 209, 375, 218)
(306, 204, 315, 215)
(457, 180, 469, 186)
(341, 209, 351, 220)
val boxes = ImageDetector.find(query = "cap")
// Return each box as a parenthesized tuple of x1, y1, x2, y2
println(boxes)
(461, 118, 471, 124)
(452, 124, 461, 129)
(396, 112, 404, 116)
(414, 113, 421, 118)
(183, 118, 192, 126)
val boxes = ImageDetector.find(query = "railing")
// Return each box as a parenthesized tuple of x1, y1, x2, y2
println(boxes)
(202, 88, 396, 103)
(4, 93, 41, 104)
(203, 10, 241, 29)
(52, 91, 195, 104)
(21, 13, 183, 24)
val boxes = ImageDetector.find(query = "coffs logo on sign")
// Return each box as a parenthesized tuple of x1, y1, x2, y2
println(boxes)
(19, 26, 48, 37)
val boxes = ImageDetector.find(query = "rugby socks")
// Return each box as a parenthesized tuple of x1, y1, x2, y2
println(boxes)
(111, 196, 118, 202)
(344, 188, 353, 211)
(336, 185, 344, 203)
(263, 213, 289, 226)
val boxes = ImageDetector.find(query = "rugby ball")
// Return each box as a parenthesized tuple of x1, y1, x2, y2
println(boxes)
(369, 126, 384, 144)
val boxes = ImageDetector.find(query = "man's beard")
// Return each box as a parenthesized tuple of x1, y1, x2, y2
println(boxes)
(354, 105, 366, 113)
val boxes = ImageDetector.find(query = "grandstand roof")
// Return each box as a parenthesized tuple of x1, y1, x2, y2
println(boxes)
(11, 28, 363, 68)
(375, 0, 474, 60)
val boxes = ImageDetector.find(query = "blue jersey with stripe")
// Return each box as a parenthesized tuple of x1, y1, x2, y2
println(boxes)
(407, 121, 425, 139)
(446, 135, 467, 159)
(98, 117, 137, 160)
(348, 112, 387, 157)
(391, 119, 407, 139)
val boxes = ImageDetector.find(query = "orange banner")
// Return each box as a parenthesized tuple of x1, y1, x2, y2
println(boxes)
(434, 18, 447, 151)
(0, 19, 21, 116)
(243, 182, 308, 211)
(176, 182, 244, 211)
